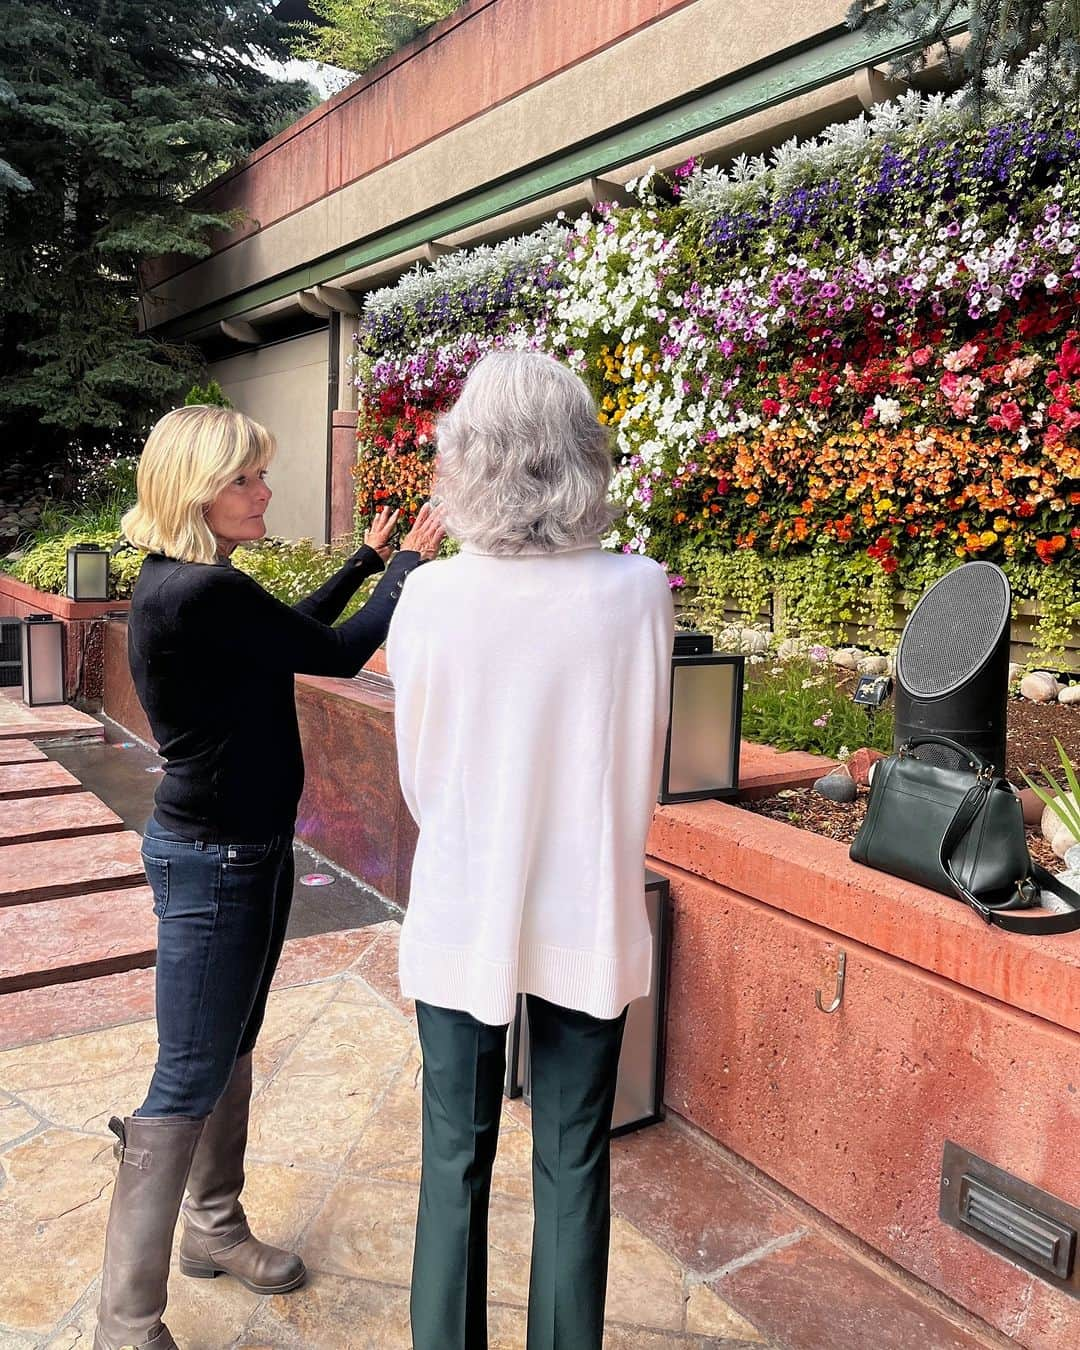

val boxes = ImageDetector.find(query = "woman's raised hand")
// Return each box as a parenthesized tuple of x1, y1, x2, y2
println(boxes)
(363, 506, 400, 562)
(401, 503, 446, 561)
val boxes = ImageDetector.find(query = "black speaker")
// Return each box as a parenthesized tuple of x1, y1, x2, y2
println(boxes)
(894, 561, 1011, 774)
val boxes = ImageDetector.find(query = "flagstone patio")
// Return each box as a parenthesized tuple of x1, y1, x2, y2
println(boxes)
(0, 921, 1002, 1350)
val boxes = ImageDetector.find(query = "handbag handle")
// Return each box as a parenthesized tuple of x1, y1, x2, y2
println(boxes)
(901, 734, 994, 772)
(938, 781, 1080, 934)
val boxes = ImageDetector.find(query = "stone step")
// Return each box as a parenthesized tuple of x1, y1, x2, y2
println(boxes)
(0, 761, 82, 800)
(0, 739, 46, 764)
(0, 830, 145, 908)
(0, 687, 104, 746)
(0, 887, 156, 994)
(0, 791, 123, 847)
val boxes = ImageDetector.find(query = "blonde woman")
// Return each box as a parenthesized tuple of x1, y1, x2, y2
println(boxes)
(93, 405, 443, 1350)
(388, 351, 674, 1349)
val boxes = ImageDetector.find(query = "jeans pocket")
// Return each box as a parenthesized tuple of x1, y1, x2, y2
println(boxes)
(143, 855, 170, 918)
(223, 840, 277, 870)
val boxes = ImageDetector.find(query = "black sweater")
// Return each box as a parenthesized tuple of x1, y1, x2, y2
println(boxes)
(128, 545, 420, 841)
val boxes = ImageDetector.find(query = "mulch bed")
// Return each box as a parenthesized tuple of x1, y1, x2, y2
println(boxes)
(741, 697, 1078, 874)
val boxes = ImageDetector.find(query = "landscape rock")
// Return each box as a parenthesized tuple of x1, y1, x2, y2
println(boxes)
(1017, 787, 1045, 828)
(1008, 662, 1024, 686)
(856, 655, 889, 676)
(1058, 684, 1080, 706)
(831, 649, 858, 671)
(739, 627, 771, 655)
(1041, 795, 1079, 858)
(813, 772, 857, 804)
(847, 747, 887, 787)
(1020, 671, 1060, 703)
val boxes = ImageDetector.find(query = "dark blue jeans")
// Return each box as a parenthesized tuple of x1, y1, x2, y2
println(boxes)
(139, 817, 294, 1118)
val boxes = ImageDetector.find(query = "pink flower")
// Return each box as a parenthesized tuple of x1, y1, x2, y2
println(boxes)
(942, 342, 980, 373)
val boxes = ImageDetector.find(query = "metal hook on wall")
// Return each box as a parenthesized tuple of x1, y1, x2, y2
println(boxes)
(815, 950, 847, 1014)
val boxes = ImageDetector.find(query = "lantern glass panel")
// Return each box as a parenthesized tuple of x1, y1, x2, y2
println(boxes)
(668, 660, 738, 796)
(22, 619, 64, 705)
(67, 547, 108, 601)
(610, 872, 668, 1134)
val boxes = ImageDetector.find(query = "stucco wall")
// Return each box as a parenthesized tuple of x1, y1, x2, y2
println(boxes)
(208, 331, 330, 544)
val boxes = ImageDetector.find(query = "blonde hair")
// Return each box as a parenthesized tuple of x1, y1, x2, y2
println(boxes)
(122, 406, 275, 564)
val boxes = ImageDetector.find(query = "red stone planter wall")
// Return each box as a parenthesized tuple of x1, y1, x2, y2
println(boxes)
(648, 803, 1080, 1350)
(99, 632, 1080, 1346)
(101, 618, 154, 746)
(0, 573, 129, 705)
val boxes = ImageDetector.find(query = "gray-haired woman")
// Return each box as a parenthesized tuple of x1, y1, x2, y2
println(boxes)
(387, 350, 674, 1349)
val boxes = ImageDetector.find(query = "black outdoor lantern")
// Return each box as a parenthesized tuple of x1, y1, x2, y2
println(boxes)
(0, 618, 21, 688)
(21, 614, 65, 706)
(66, 542, 109, 602)
(659, 632, 745, 804)
(504, 871, 672, 1136)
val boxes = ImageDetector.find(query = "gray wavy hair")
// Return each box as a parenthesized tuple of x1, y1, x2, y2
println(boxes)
(433, 350, 616, 554)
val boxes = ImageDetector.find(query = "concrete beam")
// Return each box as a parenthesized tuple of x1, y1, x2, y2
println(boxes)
(220, 319, 261, 344)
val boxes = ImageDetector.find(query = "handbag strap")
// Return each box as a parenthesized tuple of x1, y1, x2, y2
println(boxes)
(938, 782, 1080, 934)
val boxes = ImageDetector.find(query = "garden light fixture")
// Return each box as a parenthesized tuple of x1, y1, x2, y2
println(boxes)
(505, 871, 672, 1135)
(66, 543, 109, 602)
(659, 633, 744, 804)
(21, 614, 64, 706)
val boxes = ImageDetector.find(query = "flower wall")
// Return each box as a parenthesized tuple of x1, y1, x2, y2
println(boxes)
(352, 69, 1079, 653)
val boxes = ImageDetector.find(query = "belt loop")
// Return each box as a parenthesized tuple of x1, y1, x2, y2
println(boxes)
(195, 839, 205, 851)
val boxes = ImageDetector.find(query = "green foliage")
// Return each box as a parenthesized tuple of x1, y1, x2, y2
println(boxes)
(0, 1, 311, 484)
(1021, 736, 1080, 838)
(230, 538, 376, 619)
(741, 656, 895, 758)
(184, 380, 232, 408)
(291, 0, 461, 73)
(10, 524, 376, 618)
(846, 1, 1080, 114)
(679, 546, 1079, 670)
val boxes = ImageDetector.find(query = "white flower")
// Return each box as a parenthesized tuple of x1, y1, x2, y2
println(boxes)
(872, 395, 903, 426)
(1045, 272, 1060, 290)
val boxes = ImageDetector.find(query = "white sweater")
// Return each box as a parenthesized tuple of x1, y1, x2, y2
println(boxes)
(386, 543, 674, 1026)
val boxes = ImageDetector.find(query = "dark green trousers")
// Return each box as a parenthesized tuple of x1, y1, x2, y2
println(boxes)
(411, 996, 627, 1350)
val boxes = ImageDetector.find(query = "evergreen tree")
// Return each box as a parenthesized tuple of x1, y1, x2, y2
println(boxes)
(290, 0, 461, 75)
(0, 2, 312, 486)
(847, 1, 1080, 114)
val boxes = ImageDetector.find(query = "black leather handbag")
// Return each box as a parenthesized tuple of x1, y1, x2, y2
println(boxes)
(850, 734, 1080, 935)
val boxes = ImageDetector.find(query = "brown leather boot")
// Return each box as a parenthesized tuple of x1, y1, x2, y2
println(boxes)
(94, 1113, 205, 1350)
(178, 1053, 305, 1294)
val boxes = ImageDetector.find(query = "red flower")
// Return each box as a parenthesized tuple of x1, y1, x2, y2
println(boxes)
(1057, 334, 1080, 381)
(987, 401, 1022, 433)
(760, 398, 781, 418)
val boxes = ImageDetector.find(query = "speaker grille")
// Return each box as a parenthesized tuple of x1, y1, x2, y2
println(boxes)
(897, 563, 1011, 699)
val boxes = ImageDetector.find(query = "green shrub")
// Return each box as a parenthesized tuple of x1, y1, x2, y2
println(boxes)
(231, 538, 377, 619)
(741, 656, 894, 758)
(184, 380, 232, 408)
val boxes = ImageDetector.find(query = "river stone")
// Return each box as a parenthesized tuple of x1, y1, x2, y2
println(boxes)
(1059, 684, 1080, 705)
(739, 627, 771, 654)
(1041, 796, 1079, 858)
(813, 772, 857, 804)
(832, 649, 858, 671)
(1009, 662, 1023, 686)
(857, 655, 889, 676)
(1020, 671, 1060, 703)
